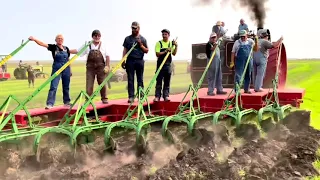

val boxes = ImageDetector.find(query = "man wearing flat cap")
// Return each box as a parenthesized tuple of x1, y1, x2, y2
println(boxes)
(78, 29, 110, 104)
(122, 21, 149, 103)
(153, 29, 178, 102)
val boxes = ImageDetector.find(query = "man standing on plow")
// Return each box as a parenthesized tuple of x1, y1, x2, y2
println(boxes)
(253, 29, 283, 92)
(78, 30, 110, 104)
(205, 32, 227, 96)
(230, 30, 258, 93)
(29, 35, 78, 109)
(153, 29, 178, 102)
(122, 21, 149, 103)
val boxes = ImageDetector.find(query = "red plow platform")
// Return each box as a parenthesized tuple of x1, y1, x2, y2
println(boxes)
(3, 88, 305, 126)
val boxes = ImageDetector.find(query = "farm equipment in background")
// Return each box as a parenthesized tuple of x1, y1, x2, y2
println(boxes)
(13, 63, 49, 79)
(110, 68, 127, 82)
(13, 63, 29, 79)
(32, 65, 49, 78)
(0, 28, 306, 163)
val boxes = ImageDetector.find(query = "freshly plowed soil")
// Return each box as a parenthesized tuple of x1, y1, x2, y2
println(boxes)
(1, 110, 320, 180)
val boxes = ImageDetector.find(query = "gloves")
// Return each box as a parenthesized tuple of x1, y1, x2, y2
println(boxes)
(121, 61, 126, 69)
(104, 66, 110, 73)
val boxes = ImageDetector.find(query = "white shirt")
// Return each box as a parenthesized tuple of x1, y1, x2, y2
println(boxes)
(78, 41, 109, 62)
(231, 39, 255, 56)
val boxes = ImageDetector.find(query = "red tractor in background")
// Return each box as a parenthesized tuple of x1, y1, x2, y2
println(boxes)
(0, 55, 11, 81)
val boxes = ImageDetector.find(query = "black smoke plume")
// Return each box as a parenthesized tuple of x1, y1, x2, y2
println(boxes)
(192, 0, 269, 28)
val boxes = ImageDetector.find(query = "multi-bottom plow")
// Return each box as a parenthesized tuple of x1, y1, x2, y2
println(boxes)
(0, 33, 306, 167)
(257, 43, 292, 125)
(212, 45, 257, 127)
(104, 38, 178, 152)
(33, 43, 139, 159)
(0, 41, 92, 146)
(161, 39, 224, 143)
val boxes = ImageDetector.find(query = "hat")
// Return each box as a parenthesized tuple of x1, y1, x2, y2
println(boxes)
(258, 29, 268, 37)
(216, 21, 222, 26)
(92, 29, 101, 36)
(239, 30, 247, 36)
(210, 32, 217, 38)
(161, 29, 170, 34)
(131, 21, 140, 28)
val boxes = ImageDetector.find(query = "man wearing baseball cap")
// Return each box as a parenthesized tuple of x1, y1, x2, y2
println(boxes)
(230, 30, 258, 93)
(122, 21, 149, 103)
(78, 29, 110, 104)
(253, 29, 283, 92)
(205, 32, 227, 96)
(153, 29, 178, 102)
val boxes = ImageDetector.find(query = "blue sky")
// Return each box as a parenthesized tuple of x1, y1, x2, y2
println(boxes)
(0, 0, 318, 61)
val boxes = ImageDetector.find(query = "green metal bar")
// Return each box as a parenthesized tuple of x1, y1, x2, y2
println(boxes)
(64, 42, 138, 126)
(175, 38, 223, 115)
(0, 41, 92, 132)
(124, 38, 178, 121)
(0, 39, 30, 66)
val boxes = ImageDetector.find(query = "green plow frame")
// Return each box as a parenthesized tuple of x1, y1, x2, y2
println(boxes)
(0, 41, 92, 144)
(32, 43, 138, 157)
(0, 39, 30, 66)
(212, 45, 257, 127)
(258, 42, 292, 123)
(104, 39, 178, 151)
(161, 38, 224, 143)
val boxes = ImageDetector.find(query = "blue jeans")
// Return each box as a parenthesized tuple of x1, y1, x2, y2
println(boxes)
(234, 58, 253, 92)
(46, 67, 71, 106)
(253, 52, 267, 91)
(207, 58, 223, 93)
(125, 59, 145, 98)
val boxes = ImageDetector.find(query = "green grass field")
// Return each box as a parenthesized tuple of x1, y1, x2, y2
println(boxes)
(0, 60, 319, 129)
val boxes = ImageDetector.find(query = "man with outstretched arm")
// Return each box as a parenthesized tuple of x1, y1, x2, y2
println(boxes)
(205, 32, 227, 96)
(77, 30, 110, 104)
(153, 29, 178, 102)
(230, 30, 258, 94)
(253, 29, 283, 92)
(28, 35, 78, 109)
(122, 21, 148, 103)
